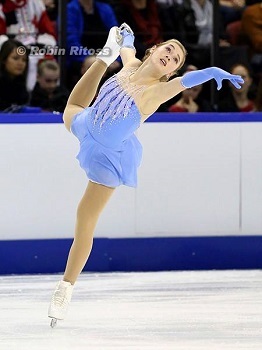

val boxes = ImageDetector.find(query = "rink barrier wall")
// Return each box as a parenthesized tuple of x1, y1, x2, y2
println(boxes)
(1, 112, 262, 124)
(0, 112, 262, 274)
(0, 236, 262, 275)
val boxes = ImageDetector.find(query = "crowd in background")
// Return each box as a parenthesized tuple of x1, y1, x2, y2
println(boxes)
(0, 0, 261, 113)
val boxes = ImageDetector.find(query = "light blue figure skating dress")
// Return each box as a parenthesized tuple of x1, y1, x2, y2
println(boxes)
(70, 67, 145, 188)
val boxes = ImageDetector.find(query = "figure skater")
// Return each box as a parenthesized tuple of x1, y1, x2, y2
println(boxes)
(48, 24, 244, 327)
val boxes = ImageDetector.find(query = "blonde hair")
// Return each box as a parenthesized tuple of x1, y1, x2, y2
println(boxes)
(38, 59, 59, 76)
(142, 39, 187, 82)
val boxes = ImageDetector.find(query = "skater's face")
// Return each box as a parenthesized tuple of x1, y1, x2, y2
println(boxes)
(150, 41, 186, 78)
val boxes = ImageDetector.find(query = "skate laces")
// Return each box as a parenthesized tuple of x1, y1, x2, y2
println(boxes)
(115, 27, 123, 46)
(52, 285, 71, 309)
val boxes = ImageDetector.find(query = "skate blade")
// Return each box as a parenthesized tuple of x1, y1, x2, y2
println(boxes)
(119, 23, 134, 35)
(115, 27, 123, 45)
(50, 318, 57, 328)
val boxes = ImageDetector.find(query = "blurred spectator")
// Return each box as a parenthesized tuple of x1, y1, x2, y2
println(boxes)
(0, 0, 56, 46)
(189, 0, 213, 46)
(219, 0, 245, 27)
(0, 39, 29, 111)
(43, 0, 58, 21)
(122, 0, 162, 45)
(254, 78, 262, 111)
(183, 0, 229, 47)
(218, 63, 255, 112)
(241, 2, 262, 73)
(43, 0, 55, 11)
(30, 59, 69, 112)
(158, 0, 237, 71)
(168, 65, 213, 112)
(66, 0, 120, 89)
(115, 0, 163, 58)
(0, 0, 57, 91)
(156, 0, 187, 42)
(158, 0, 249, 80)
(241, 2, 262, 53)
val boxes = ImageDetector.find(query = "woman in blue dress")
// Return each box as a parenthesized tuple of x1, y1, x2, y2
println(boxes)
(48, 24, 244, 327)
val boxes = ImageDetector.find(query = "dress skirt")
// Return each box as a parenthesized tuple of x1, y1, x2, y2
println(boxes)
(70, 110, 143, 188)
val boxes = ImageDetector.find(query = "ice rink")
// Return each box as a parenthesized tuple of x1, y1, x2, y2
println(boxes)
(1, 270, 262, 350)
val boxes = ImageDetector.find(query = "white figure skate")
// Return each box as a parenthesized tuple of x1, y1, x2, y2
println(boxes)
(119, 23, 134, 36)
(96, 26, 123, 66)
(48, 280, 74, 328)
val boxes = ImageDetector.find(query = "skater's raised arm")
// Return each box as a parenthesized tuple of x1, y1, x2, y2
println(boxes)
(119, 25, 141, 67)
(120, 47, 140, 66)
(151, 67, 245, 105)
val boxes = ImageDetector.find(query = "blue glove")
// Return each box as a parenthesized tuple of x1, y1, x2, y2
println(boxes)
(120, 25, 135, 49)
(181, 67, 244, 90)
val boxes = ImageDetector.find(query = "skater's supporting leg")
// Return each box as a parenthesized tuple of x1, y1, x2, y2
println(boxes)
(63, 181, 115, 284)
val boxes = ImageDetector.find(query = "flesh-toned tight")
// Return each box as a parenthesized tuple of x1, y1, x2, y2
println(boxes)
(63, 60, 115, 284)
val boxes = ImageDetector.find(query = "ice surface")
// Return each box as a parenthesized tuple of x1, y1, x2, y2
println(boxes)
(0, 270, 262, 350)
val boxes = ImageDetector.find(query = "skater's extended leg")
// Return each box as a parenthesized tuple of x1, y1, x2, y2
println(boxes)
(63, 181, 115, 284)
(63, 26, 122, 131)
(63, 60, 107, 131)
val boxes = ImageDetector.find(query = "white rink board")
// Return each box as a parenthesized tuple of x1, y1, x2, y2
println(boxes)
(0, 121, 261, 240)
(136, 123, 240, 235)
(241, 123, 262, 233)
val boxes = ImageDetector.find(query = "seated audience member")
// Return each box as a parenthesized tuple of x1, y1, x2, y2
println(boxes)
(241, 2, 262, 73)
(168, 65, 213, 112)
(0, 0, 57, 91)
(115, 0, 163, 58)
(157, 0, 228, 46)
(43, 0, 58, 21)
(66, 0, 120, 87)
(218, 63, 255, 112)
(189, 0, 213, 47)
(254, 78, 262, 111)
(156, 0, 187, 42)
(165, 0, 237, 70)
(241, 3, 262, 54)
(0, 0, 56, 45)
(30, 59, 69, 113)
(219, 0, 245, 27)
(0, 39, 29, 111)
